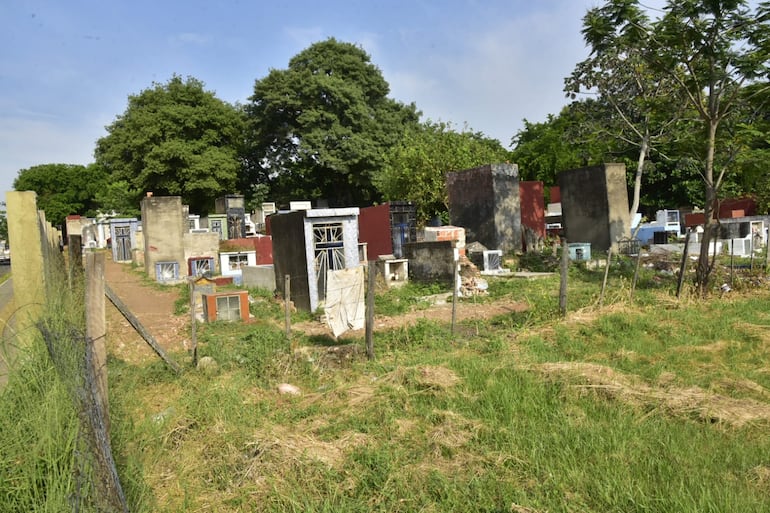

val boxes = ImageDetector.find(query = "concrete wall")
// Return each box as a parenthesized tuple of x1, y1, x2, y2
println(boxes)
(558, 163, 630, 252)
(270, 210, 312, 311)
(141, 195, 186, 282)
(183, 231, 220, 274)
(403, 240, 456, 284)
(446, 163, 521, 253)
(242, 265, 276, 291)
(7, 192, 47, 335)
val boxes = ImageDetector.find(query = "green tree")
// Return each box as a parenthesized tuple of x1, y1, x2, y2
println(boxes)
(13, 163, 108, 226)
(244, 38, 419, 207)
(92, 178, 141, 218)
(510, 100, 615, 187)
(650, 0, 770, 293)
(374, 121, 511, 225)
(733, 82, 770, 212)
(566, 0, 685, 218)
(0, 204, 7, 242)
(95, 75, 245, 214)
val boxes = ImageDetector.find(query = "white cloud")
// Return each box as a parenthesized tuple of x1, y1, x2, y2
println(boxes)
(382, 2, 590, 145)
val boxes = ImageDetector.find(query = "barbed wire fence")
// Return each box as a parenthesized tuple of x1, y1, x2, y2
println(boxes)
(7, 190, 130, 512)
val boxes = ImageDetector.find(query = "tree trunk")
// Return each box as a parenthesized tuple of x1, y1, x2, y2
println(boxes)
(695, 119, 719, 296)
(629, 132, 649, 220)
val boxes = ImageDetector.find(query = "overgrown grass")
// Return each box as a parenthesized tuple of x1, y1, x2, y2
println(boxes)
(7, 253, 770, 512)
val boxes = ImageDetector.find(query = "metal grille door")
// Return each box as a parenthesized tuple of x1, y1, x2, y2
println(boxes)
(114, 225, 132, 261)
(313, 222, 345, 302)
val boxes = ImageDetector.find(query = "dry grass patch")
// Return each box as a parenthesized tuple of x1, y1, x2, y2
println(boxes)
(669, 340, 736, 354)
(427, 409, 483, 452)
(750, 465, 770, 492)
(247, 424, 370, 470)
(536, 362, 770, 427)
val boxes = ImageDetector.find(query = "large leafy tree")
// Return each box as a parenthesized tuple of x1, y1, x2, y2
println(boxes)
(95, 75, 244, 214)
(510, 100, 616, 187)
(375, 121, 511, 224)
(13, 163, 108, 226)
(567, 0, 769, 294)
(734, 82, 770, 212)
(650, 0, 770, 294)
(566, 0, 685, 219)
(244, 38, 419, 207)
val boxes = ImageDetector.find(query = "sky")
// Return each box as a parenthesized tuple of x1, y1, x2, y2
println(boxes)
(0, 0, 665, 204)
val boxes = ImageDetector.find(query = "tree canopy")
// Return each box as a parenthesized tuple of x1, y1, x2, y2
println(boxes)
(553, 0, 770, 293)
(651, 0, 770, 292)
(244, 38, 419, 207)
(94, 75, 244, 214)
(375, 121, 512, 224)
(13, 163, 109, 226)
(566, 0, 686, 218)
(510, 100, 616, 188)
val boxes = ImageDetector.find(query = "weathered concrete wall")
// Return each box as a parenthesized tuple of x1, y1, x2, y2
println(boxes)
(242, 265, 276, 291)
(183, 232, 220, 274)
(403, 240, 456, 284)
(7, 192, 46, 334)
(446, 163, 521, 253)
(6, 191, 63, 347)
(141, 196, 186, 281)
(270, 210, 312, 311)
(558, 163, 630, 252)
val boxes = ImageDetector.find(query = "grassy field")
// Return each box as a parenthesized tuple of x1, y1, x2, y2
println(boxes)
(4, 252, 770, 512)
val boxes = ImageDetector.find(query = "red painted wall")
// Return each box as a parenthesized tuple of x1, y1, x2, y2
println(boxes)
(684, 197, 757, 227)
(549, 186, 561, 204)
(221, 235, 273, 264)
(358, 203, 392, 259)
(520, 181, 546, 239)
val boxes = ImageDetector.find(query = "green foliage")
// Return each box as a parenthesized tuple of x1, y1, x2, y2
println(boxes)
(0, 204, 7, 242)
(375, 120, 512, 224)
(510, 101, 615, 186)
(244, 38, 419, 207)
(733, 83, 770, 213)
(374, 281, 448, 317)
(566, 0, 687, 215)
(13, 163, 109, 226)
(95, 75, 245, 214)
(650, 0, 770, 290)
(92, 177, 141, 218)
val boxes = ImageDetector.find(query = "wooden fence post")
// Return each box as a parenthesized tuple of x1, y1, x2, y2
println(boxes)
(85, 252, 108, 430)
(631, 249, 642, 299)
(68, 234, 83, 289)
(451, 251, 459, 335)
(189, 278, 197, 367)
(366, 262, 375, 360)
(599, 246, 613, 307)
(676, 230, 692, 299)
(284, 274, 291, 342)
(559, 237, 569, 316)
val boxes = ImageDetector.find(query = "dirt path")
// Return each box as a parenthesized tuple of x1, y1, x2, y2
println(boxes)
(104, 256, 189, 365)
(103, 255, 530, 361)
(292, 293, 528, 339)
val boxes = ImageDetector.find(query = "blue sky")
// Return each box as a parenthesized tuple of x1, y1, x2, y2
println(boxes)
(0, 0, 656, 203)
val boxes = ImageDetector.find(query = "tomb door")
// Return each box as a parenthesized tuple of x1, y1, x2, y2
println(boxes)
(313, 222, 345, 302)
